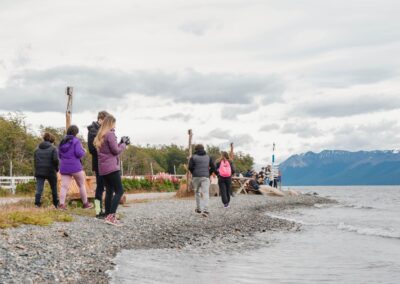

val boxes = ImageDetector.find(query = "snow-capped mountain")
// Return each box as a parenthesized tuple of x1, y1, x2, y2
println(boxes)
(280, 150, 400, 185)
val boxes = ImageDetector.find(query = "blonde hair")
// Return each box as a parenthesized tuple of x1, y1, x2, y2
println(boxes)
(94, 115, 116, 150)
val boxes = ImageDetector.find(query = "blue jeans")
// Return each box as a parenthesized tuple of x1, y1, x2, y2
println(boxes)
(35, 175, 58, 207)
(192, 177, 210, 212)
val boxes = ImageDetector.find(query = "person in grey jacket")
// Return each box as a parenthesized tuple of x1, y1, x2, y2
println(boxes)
(188, 144, 216, 217)
(33, 132, 59, 208)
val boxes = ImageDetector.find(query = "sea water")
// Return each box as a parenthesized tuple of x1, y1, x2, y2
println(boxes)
(110, 186, 400, 284)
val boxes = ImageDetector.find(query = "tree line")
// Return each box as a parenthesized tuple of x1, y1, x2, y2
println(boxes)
(0, 113, 254, 176)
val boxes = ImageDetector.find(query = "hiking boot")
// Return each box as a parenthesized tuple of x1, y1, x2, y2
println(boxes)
(83, 202, 94, 209)
(58, 204, 67, 210)
(194, 209, 202, 214)
(105, 214, 123, 227)
(201, 211, 210, 217)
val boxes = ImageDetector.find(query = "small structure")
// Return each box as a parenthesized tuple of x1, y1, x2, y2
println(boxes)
(59, 87, 95, 200)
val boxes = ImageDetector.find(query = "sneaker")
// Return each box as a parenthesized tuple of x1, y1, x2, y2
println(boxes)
(58, 204, 67, 210)
(201, 211, 210, 217)
(223, 204, 230, 209)
(83, 202, 94, 209)
(194, 209, 202, 214)
(96, 212, 106, 219)
(105, 214, 123, 227)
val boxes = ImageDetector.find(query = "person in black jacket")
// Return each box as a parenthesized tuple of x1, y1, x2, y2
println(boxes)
(188, 144, 216, 217)
(216, 151, 235, 208)
(88, 110, 109, 218)
(34, 132, 59, 208)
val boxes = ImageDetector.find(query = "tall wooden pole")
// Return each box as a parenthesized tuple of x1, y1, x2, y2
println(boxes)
(186, 129, 193, 192)
(230, 142, 234, 160)
(65, 86, 73, 130)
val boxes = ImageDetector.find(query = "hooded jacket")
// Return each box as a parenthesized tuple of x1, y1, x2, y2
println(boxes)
(188, 149, 216, 178)
(87, 121, 100, 172)
(58, 135, 86, 174)
(34, 141, 59, 177)
(98, 129, 126, 176)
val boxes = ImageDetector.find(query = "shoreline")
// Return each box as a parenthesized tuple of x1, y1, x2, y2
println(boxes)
(0, 194, 334, 283)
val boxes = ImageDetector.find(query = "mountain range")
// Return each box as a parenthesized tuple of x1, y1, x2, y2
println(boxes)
(279, 150, 400, 185)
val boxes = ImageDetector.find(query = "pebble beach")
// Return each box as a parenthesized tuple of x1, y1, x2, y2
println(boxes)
(0, 194, 333, 283)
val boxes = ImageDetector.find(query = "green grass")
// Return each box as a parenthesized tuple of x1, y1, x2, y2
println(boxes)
(0, 202, 74, 229)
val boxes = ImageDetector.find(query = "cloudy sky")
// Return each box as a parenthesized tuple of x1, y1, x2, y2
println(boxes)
(1, 0, 400, 165)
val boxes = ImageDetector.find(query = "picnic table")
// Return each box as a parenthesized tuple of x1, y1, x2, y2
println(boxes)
(232, 177, 252, 194)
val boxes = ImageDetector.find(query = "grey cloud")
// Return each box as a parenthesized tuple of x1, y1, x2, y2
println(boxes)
(160, 113, 191, 122)
(13, 44, 32, 67)
(305, 68, 398, 89)
(321, 120, 400, 151)
(294, 94, 400, 118)
(206, 128, 254, 147)
(221, 104, 260, 120)
(259, 123, 280, 132)
(281, 122, 322, 138)
(179, 20, 222, 36)
(208, 128, 230, 140)
(0, 66, 284, 112)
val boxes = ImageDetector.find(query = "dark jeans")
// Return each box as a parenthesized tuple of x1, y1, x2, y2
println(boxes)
(35, 175, 58, 207)
(218, 176, 232, 205)
(102, 171, 124, 215)
(94, 171, 105, 208)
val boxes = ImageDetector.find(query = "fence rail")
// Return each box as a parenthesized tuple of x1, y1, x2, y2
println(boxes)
(0, 176, 35, 194)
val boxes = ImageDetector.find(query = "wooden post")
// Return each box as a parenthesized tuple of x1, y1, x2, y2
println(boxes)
(186, 129, 193, 192)
(230, 142, 234, 160)
(65, 86, 73, 130)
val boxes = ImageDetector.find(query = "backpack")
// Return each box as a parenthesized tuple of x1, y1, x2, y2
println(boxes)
(219, 160, 232, 177)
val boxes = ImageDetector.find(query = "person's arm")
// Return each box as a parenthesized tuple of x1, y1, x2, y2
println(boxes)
(74, 140, 86, 159)
(230, 161, 236, 176)
(188, 157, 195, 174)
(33, 149, 37, 171)
(87, 131, 96, 155)
(52, 148, 59, 171)
(215, 161, 220, 176)
(107, 132, 126, 156)
(209, 157, 216, 175)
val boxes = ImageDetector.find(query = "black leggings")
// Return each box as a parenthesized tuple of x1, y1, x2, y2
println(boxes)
(94, 171, 105, 205)
(218, 177, 232, 205)
(102, 171, 124, 215)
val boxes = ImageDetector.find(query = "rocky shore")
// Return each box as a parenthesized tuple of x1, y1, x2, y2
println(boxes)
(0, 194, 333, 283)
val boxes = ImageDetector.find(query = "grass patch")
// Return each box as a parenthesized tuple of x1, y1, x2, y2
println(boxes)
(0, 201, 73, 229)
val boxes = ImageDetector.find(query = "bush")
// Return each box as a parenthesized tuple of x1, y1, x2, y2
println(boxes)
(0, 187, 11, 197)
(15, 181, 36, 195)
(122, 176, 180, 193)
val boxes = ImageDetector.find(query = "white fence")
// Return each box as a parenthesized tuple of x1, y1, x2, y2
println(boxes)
(0, 176, 35, 194)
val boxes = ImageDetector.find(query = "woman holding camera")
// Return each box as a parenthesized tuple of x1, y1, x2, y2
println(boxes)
(94, 115, 129, 226)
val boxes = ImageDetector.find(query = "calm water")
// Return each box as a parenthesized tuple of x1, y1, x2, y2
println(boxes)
(110, 186, 400, 284)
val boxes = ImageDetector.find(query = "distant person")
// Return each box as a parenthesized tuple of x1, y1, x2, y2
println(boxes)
(94, 115, 129, 226)
(33, 132, 59, 208)
(189, 144, 216, 217)
(88, 110, 109, 219)
(209, 172, 219, 196)
(216, 151, 235, 208)
(249, 174, 260, 192)
(58, 125, 93, 210)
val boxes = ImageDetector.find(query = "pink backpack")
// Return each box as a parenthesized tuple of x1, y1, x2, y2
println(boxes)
(219, 160, 232, 177)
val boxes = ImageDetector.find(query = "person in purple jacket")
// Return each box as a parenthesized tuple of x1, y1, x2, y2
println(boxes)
(58, 125, 93, 210)
(94, 115, 129, 226)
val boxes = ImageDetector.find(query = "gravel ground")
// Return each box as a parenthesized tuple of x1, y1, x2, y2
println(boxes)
(0, 193, 334, 284)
